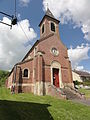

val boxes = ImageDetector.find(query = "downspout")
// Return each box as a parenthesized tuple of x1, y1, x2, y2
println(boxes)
(14, 65, 17, 83)
(33, 47, 37, 94)
(12, 65, 17, 93)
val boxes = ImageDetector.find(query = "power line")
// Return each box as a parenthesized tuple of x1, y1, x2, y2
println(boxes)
(15, 0, 16, 16)
(0, 21, 12, 27)
(0, 11, 13, 18)
(0, 0, 33, 46)
(18, 22, 33, 47)
(0, 0, 17, 28)
(18, 22, 29, 41)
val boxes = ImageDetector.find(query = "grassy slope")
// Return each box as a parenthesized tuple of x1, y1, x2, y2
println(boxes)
(0, 87, 90, 120)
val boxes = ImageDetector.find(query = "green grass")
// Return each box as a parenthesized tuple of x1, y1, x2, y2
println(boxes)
(0, 87, 90, 120)
(79, 88, 90, 99)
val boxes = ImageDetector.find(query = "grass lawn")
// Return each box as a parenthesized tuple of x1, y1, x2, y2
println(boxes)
(79, 88, 90, 99)
(0, 87, 90, 120)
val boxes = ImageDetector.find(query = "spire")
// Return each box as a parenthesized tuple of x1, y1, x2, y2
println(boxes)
(45, 8, 55, 20)
(39, 8, 60, 27)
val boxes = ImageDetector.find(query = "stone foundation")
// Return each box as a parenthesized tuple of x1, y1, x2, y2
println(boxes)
(63, 83, 74, 88)
(12, 82, 74, 100)
(34, 81, 51, 95)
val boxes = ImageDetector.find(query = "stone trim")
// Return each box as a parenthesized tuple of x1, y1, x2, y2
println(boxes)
(61, 66, 68, 69)
(17, 58, 33, 65)
(22, 68, 30, 79)
(63, 83, 74, 88)
(51, 61, 63, 88)
(13, 83, 34, 87)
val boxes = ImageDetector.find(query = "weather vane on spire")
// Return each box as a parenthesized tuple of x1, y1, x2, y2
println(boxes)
(46, 3, 49, 10)
(45, 2, 49, 11)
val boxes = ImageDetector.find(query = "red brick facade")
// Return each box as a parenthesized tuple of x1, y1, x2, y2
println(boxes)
(6, 9, 73, 97)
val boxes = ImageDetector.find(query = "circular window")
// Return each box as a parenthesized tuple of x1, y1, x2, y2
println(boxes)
(51, 48, 59, 56)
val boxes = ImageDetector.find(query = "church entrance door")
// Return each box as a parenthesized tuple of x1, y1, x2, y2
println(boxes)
(53, 68, 59, 87)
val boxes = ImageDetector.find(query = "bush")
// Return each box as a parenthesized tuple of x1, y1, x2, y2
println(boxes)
(73, 80, 82, 85)
(0, 70, 9, 86)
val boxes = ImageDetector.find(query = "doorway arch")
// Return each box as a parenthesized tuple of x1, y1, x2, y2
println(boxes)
(51, 61, 63, 88)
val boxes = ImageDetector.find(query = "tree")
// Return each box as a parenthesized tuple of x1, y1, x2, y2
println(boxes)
(0, 70, 9, 86)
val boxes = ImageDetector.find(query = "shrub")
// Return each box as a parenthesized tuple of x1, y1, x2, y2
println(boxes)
(73, 80, 82, 85)
(0, 70, 9, 86)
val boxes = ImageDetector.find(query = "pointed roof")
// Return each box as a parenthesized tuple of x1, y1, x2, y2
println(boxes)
(45, 8, 55, 19)
(39, 8, 60, 26)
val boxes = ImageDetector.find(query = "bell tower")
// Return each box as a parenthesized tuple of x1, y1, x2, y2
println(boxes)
(39, 8, 60, 39)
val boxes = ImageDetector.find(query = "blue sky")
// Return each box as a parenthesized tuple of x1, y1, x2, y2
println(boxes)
(0, 0, 90, 72)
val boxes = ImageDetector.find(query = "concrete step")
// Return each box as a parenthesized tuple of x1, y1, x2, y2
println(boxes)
(48, 85, 66, 99)
(63, 89, 80, 99)
(62, 87, 85, 100)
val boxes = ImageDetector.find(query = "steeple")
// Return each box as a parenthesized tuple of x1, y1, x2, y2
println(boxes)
(39, 8, 60, 39)
(45, 8, 56, 20)
(39, 8, 60, 27)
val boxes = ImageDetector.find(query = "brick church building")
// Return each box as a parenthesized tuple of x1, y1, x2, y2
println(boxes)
(6, 9, 74, 97)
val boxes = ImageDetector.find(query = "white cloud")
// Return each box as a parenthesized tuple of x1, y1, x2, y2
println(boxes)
(0, 17, 37, 70)
(81, 20, 90, 41)
(19, 0, 30, 6)
(75, 66, 84, 71)
(75, 66, 90, 73)
(43, 0, 90, 41)
(68, 44, 90, 69)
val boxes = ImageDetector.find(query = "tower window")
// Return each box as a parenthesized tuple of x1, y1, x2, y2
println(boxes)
(23, 69, 28, 78)
(51, 22, 55, 32)
(42, 24, 44, 34)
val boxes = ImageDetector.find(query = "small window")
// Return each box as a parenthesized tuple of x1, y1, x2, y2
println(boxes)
(51, 47, 59, 56)
(51, 22, 55, 32)
(23, 69, 28, 77)
(42, 24, 44, 34)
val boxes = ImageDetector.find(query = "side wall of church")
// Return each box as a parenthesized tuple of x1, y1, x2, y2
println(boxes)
(6, 72, 13, 89)
(18, 60, 34, 93)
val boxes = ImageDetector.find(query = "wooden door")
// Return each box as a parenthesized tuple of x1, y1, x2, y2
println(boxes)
(53, 68, 59, 87)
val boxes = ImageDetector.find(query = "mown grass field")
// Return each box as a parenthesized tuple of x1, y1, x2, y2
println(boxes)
(0, 87, 90, 120)
(79, 88, 90, 99)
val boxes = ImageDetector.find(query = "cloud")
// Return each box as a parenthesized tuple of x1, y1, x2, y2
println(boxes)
(81, 20, 90, 41)
(43, 0, 90, 41)
(19, 0, 30, 6)
(68, 44, 90, 69)
(0, 17, 37, 70)
(75, 66, 90, 73)
(75, 66, 84, 71)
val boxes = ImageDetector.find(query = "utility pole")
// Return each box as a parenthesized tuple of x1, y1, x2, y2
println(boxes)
(0, 0, 17, 28)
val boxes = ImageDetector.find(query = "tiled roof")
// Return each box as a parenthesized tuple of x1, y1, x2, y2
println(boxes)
(73, 70, 90, 77)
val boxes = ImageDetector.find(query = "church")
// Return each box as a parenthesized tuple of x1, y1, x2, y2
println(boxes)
(6, 9, 74, 98)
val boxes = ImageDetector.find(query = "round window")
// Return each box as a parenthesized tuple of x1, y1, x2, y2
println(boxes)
(51, 48, 59, 56)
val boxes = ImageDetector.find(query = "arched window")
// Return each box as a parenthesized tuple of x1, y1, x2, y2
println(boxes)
(23, 69, 28, 77)
(42, 24, 44, 34)
(51, 22, 55, 32)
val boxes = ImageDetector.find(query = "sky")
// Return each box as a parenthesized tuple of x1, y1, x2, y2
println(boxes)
(0, 0, 90, 72)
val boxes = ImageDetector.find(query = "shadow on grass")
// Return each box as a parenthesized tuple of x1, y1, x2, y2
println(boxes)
(0, 100, 53, 120)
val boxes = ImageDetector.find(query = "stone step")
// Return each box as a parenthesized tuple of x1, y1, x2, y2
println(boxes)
(48, 85, 85, 100)
(62, 88, 82, 100)
(48, 85, 66, 99)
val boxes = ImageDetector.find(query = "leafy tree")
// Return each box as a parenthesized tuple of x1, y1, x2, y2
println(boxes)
(0, 70, 9, 86)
